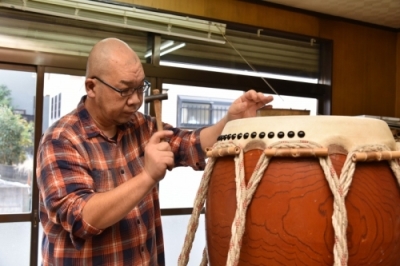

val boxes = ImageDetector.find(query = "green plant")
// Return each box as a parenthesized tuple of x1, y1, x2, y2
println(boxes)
(0, 85, 34, 165)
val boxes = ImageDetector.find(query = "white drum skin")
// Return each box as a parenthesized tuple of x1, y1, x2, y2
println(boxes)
(218, 116, 396, 152)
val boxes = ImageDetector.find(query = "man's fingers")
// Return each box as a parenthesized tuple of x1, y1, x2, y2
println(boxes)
(157, 141, 172, 152)
(243, 90, 273, 105)
(149, 130, 174, 144)
(262, 95, 274, 104)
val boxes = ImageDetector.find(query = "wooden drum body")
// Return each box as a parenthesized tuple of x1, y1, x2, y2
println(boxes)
(205, 116, 400, 265)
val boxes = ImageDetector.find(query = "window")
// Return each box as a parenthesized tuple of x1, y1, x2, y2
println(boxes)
(159, 28, 320, 83)
(177, 96, 231, 129)
(57, 93, 61, 118)
(50, 93, 62, 120)
(0, 67, 36, 265)
(51, 97, 54, 119)
(0, 68, 36, 214)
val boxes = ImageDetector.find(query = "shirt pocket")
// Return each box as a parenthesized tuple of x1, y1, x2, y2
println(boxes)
(91, 169, 117, 193)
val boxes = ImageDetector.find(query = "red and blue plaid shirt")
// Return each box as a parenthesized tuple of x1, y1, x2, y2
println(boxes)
(36, 96, 206, 265)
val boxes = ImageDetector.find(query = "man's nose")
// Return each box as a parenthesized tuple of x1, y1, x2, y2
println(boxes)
(126, 91, 142, 105)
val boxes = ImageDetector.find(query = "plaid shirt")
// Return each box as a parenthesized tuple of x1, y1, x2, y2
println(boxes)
(36, 96, 206, 266)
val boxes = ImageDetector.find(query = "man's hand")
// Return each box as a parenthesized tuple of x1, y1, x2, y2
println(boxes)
(227, 90, 273, 121)
(143, 130, 174, 182)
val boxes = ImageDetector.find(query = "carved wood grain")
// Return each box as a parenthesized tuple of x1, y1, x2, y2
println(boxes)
(205, 149, 400, 265)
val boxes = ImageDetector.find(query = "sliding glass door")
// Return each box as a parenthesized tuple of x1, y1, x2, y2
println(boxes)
(0, 65, 37, 266)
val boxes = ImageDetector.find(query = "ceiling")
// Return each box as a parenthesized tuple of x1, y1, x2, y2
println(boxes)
(260, 0, 400, 30)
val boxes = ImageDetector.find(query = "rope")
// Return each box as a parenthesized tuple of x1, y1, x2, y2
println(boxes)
(199, 248, 208, 266)
(318, 144, 400, 266)
(226, 150, 270, 265)
(177, 154, 216, 266)
(178, 141, 240, 265)
(264, 140, 352, 265)
(318, 151, 351, 265)
(178, 141, 400, 266)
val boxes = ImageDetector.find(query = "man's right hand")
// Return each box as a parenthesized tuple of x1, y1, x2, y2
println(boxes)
(142, 130, 174, 182)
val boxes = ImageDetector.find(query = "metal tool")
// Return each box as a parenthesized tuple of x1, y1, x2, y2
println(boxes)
(145, 89, 168, 132)
(145, 89, 171, 170)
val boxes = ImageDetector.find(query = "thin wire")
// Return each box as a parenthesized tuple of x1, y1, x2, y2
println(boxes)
(216, 25, 284, 101)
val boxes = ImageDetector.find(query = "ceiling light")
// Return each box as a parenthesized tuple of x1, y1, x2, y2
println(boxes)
(144, 42, 186, 58)
(161, 61, 318, 84)
(160, 43, 186, 56)
(144, 40, 174, 58)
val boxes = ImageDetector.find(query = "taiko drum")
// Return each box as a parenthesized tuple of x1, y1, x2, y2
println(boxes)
(205, 116, 400, 265)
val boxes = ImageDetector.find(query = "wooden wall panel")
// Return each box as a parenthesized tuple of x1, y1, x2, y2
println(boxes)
(118, 0, 320, 36)
(318, 21, 366, 115)
(124, 0, 207, 17)
(319, 20, 397, 116)
(363, 28, 397, 116)
(396, 33, 400, 117)
(118, 0, 398, 117)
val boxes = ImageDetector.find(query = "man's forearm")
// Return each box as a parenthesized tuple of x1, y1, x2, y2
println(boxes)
(82, 171, 157, 229)
(199, 115, 228, 151)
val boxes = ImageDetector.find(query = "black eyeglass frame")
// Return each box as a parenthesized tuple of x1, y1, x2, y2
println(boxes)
(92, 76, 150, 97)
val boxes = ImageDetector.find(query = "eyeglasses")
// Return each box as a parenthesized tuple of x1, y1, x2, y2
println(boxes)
(92, 76, 150, 97)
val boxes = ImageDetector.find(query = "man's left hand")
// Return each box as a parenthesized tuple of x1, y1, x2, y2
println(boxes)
(227, 90, 273, 121)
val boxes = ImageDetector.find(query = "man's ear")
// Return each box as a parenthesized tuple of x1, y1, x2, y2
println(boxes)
(85, 78, 96, 98)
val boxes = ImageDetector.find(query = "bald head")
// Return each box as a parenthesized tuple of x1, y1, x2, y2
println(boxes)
(86, 38, 141, 79)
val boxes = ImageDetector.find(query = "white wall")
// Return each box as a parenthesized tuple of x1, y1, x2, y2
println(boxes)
(44, 73, 86, 127)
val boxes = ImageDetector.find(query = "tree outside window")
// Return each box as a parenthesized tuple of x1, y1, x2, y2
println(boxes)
(0, 83, 34, 214)
(0, 85, 34, 166)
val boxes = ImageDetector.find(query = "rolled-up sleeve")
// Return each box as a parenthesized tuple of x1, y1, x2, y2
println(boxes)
(167, 126, 207, 170)
(37, 138, 102, 249)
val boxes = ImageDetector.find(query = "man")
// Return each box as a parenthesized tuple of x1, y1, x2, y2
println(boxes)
(36, 38, 273, 265)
